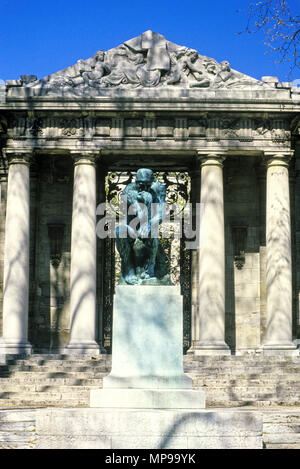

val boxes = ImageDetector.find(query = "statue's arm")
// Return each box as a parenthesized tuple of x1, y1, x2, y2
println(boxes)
(186, 58, 203, 74)
(121, 183, 138, 205)
(151, 182, 166, 225)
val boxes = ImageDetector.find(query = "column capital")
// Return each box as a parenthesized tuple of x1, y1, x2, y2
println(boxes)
(263, 151, 294, 168)
(3, 148, 34, 166)
(196, 151, 226, 167)
(70, 150, 101, 166)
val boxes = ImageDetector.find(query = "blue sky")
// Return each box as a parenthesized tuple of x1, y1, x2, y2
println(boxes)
(0, 0, 299, 83)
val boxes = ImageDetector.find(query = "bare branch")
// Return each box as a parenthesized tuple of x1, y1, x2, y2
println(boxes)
(238, 0, 299, 75)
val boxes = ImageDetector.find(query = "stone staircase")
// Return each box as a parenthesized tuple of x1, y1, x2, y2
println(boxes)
(0, 354, 111, 407)
(185, 354, 300, 407)
(0, 353, 300, 408)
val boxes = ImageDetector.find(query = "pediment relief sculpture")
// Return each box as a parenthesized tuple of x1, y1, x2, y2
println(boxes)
(26, 31, 268, 92)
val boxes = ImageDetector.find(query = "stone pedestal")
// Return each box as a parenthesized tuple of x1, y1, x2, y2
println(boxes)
(35, 408, 262, 449)
(90, 285, 205, 409)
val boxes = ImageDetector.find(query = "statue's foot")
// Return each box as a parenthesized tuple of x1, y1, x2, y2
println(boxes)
(140, 272, 150, 280)
(124, 274, 138, 285)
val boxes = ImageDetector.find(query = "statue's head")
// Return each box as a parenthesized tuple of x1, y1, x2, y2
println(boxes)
(188, 49, 198, 62)
(94, 50, 105, 62)
(135, 168, 155, 192)
(220, 60, 230, 71)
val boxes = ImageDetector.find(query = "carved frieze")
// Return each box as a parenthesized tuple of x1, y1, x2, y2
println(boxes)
(188, 118, 207, 137)
(220, 118, 240, 138)
(60, 118, 80, 137)
(142, 118, 156, 140)
(28, 117, 43, 137)
(6, 113, 291, 145)
(95, 118, 111, 136)
(156, 119, 174, 137)
(124, 119, 143, 137)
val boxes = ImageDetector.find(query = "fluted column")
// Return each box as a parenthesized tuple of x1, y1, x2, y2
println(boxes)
(0, 150, 33, 355)
(66, 151, 100, 354)
(190, 153, 230, 355)
(263, 152, 297, 354)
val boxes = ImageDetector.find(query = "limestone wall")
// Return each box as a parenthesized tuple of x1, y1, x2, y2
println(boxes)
(28, 157, 73, 350)
(224, 156, 262, 351)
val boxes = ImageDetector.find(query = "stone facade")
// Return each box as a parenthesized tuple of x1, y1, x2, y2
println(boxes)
(0, 31, 299, 356)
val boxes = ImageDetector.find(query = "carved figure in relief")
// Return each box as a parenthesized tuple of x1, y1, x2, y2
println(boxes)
(212, 60, 265, 89)
(116, 168, 168, 285)
(80, 50, 111, 87)
(99, 33, 169, 88)
(99, 48, 151, 87)
(167, 49, 210, 87)
(213, 61, 234, 87)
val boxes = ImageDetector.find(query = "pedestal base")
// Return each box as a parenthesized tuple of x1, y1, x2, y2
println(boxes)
(35, 408, 262, 449)
(90, 388, 205, 409)
(104, 285, 191, 389)
(103, 374, 192, 389)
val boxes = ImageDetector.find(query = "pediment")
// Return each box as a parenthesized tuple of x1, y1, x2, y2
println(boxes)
(26, 31, 269, 94)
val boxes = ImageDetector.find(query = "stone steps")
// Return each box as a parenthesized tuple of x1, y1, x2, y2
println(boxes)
(0, 372, 105, 378)
(0, 353, 300, 407)
(0, 377, 102, 386)
(0, 392, 91, 407)
(0, 383, 100, 392)
(0, 365, 109, 372)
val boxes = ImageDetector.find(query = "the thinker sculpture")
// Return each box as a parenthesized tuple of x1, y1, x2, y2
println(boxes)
(116, 168, 170, 285)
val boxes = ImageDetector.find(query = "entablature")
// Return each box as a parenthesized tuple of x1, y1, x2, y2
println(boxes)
(2, 110, 294, 150)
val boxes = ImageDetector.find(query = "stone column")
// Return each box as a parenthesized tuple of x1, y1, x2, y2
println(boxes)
(66, 151, 100, 354)
(188, 164, 201, 350)
(0, 150, 33, 355)
(190, 153, 230, 355)
(96, 161, 107, 352)
(263, 152, 297, 354)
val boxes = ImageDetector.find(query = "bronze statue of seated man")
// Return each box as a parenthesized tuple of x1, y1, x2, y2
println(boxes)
(116, 168, 169, 285)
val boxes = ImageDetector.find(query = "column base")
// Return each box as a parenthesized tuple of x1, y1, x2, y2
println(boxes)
(63, 340, 101, 355)
(262, 342, 298, 356)
(187, 341, 231, 356)
(0, 339, 32, 356)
